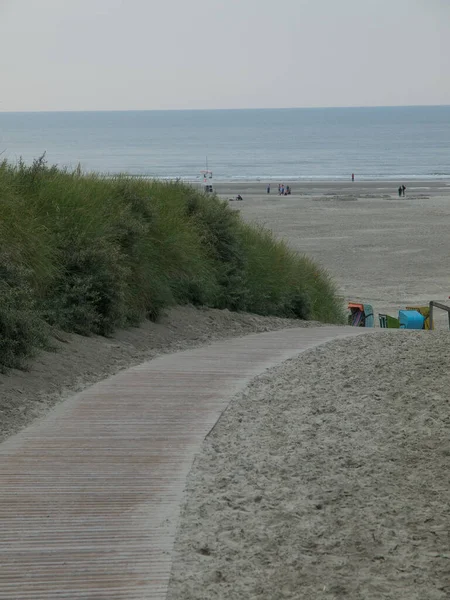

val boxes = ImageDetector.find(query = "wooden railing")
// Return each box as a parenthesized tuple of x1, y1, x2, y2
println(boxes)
(429, 301, 450, 330)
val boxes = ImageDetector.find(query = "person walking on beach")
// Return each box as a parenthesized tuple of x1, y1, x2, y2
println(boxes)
(398, 186, 402, 197)
(278, 183, 281, 195)
(402, 184, 406, 197)
(267, 184, 270, 194)
(352, 173, 355, 182)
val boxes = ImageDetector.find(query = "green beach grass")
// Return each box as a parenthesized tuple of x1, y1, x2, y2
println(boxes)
(0, 157, 344, 369)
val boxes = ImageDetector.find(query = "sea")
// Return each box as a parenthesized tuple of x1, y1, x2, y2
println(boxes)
(0, 106, 449, 181)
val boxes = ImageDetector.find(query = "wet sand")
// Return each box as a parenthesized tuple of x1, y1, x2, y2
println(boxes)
(212, 180, 450, 324)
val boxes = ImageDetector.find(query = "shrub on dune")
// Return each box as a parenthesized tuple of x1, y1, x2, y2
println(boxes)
(0, 158, 344, 368)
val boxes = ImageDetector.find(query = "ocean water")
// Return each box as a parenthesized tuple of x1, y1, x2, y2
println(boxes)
(0, 106, 449, 181)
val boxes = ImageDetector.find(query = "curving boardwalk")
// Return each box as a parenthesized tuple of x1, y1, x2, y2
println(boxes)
(0, 326, 366, 600)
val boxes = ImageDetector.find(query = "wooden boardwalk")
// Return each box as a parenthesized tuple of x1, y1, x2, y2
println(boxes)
(0, 326, 365, 599)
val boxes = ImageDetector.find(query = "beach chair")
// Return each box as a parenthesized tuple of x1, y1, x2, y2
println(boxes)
(363, 304, 374, 328)
(378, 314, 400, 328)
(399, 310, 425, 329)
(348, 302, 374, 327)
(406, 306, 430, 330)
(348, 302, 365, 326)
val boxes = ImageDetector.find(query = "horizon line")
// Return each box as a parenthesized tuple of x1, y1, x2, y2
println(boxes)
(1, 103, 450, 115)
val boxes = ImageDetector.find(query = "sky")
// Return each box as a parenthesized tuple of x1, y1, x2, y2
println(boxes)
(0, 0, 449, 112)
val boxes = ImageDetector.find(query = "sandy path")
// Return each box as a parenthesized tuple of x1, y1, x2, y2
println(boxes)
(168, 331, 450, 600)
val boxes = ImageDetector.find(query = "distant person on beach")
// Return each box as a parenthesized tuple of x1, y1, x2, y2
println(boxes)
(402, 185, 406, 197)
(278, 184, 281, 195)
(352, 173, 355, 182)
(398, 186, 402, 197)
(267, 184, 270, 194)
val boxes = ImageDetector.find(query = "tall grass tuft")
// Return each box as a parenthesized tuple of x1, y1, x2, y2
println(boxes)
(0, 159, 344, 368)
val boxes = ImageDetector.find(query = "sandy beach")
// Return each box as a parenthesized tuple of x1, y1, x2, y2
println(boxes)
(213, 180, 450, 325)
(166, 180, 450, 599)
(168, 330, 450, 600)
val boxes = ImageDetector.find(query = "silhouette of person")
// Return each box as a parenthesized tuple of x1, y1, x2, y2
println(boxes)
(398, 186, 402, 197)
(401, 185, 406, 197)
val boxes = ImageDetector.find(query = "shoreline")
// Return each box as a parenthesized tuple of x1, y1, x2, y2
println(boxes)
(212, 179, 450, 193)
(211, 179, 450, 202)
(123, 176, 450, 187)
(199, 179, 450, 199)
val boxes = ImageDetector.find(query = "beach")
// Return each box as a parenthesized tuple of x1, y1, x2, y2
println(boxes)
(166, 179, 450, 599)
(1, 174, 449, 599)
(2, 3, 449, 596)
(213, 180, 450, 325)
(4, 179, 449, 441)
(168, 330, 450, 600)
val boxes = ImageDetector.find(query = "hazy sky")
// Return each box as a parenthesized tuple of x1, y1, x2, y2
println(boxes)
(1, 0, 449, 111)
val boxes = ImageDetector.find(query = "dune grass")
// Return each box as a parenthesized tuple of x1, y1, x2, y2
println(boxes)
(0, 157, 345, 369)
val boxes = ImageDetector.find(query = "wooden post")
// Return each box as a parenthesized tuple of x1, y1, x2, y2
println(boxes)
(429, 302, 433, 331)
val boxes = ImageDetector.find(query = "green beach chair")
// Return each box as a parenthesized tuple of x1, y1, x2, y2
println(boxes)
(378, 314, 400, 328)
